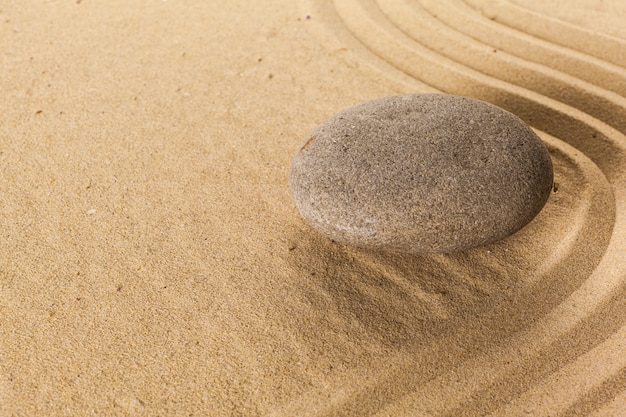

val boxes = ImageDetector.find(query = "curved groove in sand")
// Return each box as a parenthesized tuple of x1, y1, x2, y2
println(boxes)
(492, 323, 626, 416)
(331, 0, 626, 174)
(376, 0, 626, 135)
(418, 0, 626, 97)
(462, 0, 626, 68)
(291, 0, 626, 415)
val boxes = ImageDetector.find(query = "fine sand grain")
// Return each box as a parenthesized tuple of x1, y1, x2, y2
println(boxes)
(0, 0, 625, 416)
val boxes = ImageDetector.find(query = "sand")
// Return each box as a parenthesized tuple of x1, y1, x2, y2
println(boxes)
(0, 0, 624, 416)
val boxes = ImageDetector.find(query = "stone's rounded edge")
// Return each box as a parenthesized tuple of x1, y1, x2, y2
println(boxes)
(289, 94, 555, 254)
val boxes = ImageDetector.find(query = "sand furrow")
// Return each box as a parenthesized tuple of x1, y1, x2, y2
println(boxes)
(590, 388, 626, 417)
(331, 0, 626, 173)
(286, 0, 626, 415)
(271, 128, 617, 415)
(3, 1, 625, 415)
(360, 136, 620, 417)
(490, 322, 626, 416)
(375, 0, 626, 135)
(462, 0, 626, 68)
(421, 0, 626, 98)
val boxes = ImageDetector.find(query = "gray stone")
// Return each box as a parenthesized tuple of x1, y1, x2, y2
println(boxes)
(289, 94, 554, 253)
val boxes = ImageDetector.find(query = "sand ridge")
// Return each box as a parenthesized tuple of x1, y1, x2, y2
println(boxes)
(0, 0, 625, 415)
(293, 1, 626, 414)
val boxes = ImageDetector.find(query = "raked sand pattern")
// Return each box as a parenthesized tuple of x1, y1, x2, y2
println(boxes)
(1, 1, 625, 416)
(287, 1, 626, 415)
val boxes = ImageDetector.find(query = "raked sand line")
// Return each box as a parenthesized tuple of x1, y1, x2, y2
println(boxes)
(503, 0, 626, 42)
(296, 0, 440, 94)
(334, 0, 623, 410)
(291, 0, 626, 415)
(490, 322, 626, 416)
(330, 0, 626, 177)
(274, 129, 617, 416)
(377, 0, 626, 136)
(419, 0, 626, 98)
(591, 388, 626, 417)
(463, 0, 626, 69)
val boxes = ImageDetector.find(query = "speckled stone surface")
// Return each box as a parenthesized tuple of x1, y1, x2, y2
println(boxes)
(289, 94, 554, 253)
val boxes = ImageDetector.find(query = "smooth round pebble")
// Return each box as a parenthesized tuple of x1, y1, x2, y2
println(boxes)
(289, 94, 554, 253)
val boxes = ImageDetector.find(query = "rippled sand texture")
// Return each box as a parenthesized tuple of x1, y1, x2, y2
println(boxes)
(283, 0, 626, 415)
(1, 1, 625, 416)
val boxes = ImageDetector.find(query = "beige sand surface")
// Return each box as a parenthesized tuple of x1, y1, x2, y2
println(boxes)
(0, 0, 625, 416)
